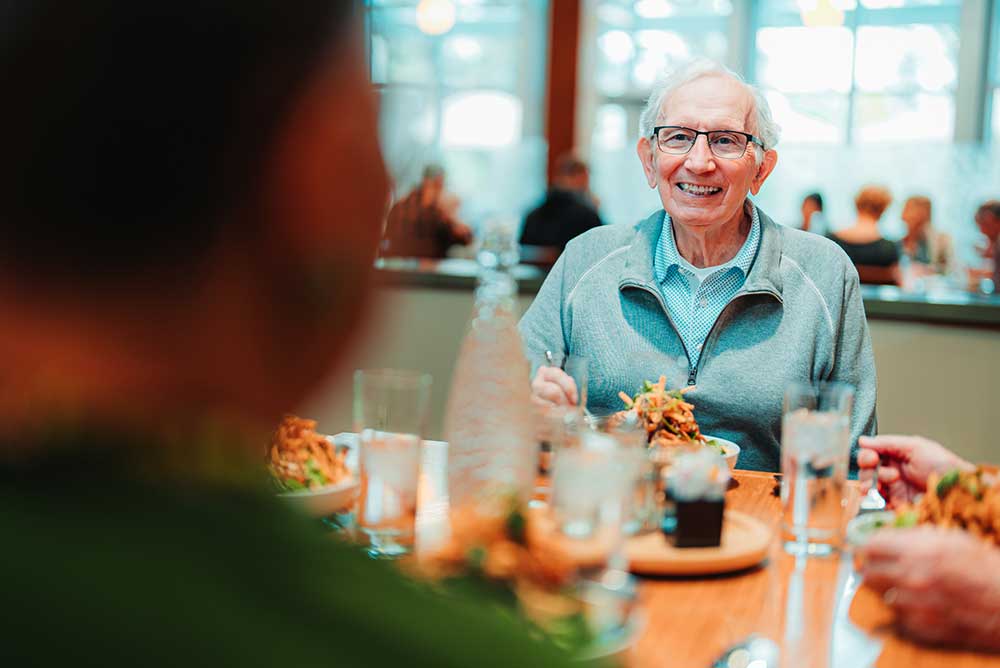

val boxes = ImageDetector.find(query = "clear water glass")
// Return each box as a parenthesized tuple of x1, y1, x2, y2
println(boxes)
(353, 368, 432, 558)
(586, 412, 654, 535)
(551, 430, 632, 544)
(780, 382, 854, 556)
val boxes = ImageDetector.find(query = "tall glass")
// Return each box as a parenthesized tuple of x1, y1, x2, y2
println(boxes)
(353, 369, 432, 558)
(780, 382, 854, 556)
(551, 428, 633, 545)
(586, 412, 653, 535)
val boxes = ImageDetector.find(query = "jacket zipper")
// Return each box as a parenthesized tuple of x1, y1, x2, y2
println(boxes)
(622, 282, 781, 386)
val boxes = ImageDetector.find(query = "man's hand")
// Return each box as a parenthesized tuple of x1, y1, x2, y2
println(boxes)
(855, 434, 973, 508)
(859, 527, 1000, 651)
(531, 365, 579, 407)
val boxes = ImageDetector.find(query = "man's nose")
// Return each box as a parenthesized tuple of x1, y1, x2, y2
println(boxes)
(684, 134, 716, 172)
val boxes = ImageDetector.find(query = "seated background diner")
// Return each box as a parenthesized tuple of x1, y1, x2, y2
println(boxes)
(898, 195, 956, 278)
(970, 199, 1000, 292)
(382, 163, 474, 259)
(520, 152, 604, 256)
(799, 191, 828, 235)
(828, 185, 900, 286)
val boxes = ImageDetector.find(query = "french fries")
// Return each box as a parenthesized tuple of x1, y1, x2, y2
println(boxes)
(901, 469, 1000, 546)
(267, 415, 350, 491)
(618, 375, 706, 452)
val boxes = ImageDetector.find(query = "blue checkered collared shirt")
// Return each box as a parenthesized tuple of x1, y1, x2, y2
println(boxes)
(652, 205, 760, 370)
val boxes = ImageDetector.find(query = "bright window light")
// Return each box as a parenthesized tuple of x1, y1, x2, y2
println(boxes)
(598, 30, 635, 65)
(441, 91, 522, 148)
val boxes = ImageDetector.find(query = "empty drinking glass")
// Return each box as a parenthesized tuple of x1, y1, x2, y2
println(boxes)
(780, 382, 854, 556)
(353, 368, 432, 558)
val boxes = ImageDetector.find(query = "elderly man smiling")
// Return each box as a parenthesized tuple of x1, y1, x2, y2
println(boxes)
(519, 60, 876, 471)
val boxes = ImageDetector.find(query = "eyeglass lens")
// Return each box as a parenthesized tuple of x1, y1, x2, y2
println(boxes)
(656, 128, 748, 159)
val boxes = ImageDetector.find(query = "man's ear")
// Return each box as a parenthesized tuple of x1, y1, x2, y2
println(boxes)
(636, 137, 657, 189)
(750, 149, 778, 196)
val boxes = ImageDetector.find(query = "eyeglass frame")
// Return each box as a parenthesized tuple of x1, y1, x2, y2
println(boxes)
(650, 125, 766, 159)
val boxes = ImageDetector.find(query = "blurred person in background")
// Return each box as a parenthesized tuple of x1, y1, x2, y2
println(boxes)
(520, 153, 603, 253)
(898, 195, 956, 277)
(856, 435, 1000, 651)
(970, 200, 1000, 292)
(0, 3, 575, 666)
(799, 191, 827, 235)
(829, 185, 900, 285)
(520, 59, 876, 472)
(382, 163, 473, 259)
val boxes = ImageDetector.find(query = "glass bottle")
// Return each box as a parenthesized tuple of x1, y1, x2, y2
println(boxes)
(443, 220, 537, 514)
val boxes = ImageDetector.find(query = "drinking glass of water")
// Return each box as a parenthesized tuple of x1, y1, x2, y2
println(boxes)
(353, 368, 432, 558)
(780, 381, 854, 557)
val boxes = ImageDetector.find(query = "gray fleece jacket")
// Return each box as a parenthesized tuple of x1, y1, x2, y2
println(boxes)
(518, 206, 877, 472)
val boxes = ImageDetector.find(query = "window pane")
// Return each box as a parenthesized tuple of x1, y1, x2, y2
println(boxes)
(852, 93, 954, 142)
(592, 103, 629, 151)
(993, 89, 1000, 143)
(370, 8, 434, 85)
(756, 27, 854, 94)
(441, 91, 523, 149)
(765, 90, 848, 144)
(993, 0, 1000, 84)
(440, 33, 519, 90)
(370, 0, 549, 221)
(633, 0, 733, 18)
(854, 25, 958, 94)
(632, 30, 692, 89)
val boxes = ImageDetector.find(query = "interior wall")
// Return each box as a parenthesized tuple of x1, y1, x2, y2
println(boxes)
(303, 286, 1000, 467)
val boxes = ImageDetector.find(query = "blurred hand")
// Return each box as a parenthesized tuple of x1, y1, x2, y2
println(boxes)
(531, 365, 578, 407)
(859, 526, 1000, 651)
(856, 435, 973, 508)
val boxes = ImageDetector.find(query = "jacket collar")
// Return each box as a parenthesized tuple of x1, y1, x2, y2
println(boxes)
(619, 201, 784, 300)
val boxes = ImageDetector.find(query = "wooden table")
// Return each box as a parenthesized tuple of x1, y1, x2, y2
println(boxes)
(627, 470, 1000, 668)
(414, 443, 1000, 667)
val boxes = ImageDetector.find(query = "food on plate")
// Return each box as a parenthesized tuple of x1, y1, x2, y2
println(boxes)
(268, 415, 350, 492)
(617, 376, 717, 456)
(895, 468, 1000, 545)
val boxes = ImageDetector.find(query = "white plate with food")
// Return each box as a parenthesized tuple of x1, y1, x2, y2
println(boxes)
(618, 377, 740, 469)
(270, 417, 359, 517)
(845, 510, 900, 548)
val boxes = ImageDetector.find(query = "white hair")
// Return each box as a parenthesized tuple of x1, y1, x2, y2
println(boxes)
(638, 58, 781, 164)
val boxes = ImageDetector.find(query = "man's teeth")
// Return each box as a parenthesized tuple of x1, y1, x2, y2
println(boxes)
(678, 183, 721, 195)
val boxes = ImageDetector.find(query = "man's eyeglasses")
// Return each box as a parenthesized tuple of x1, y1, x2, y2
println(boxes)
(651, 125, 765, 160)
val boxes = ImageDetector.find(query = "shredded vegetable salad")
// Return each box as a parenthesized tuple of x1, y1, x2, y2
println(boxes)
(618, 376, 708, 452)
(268, 415, 350, 492)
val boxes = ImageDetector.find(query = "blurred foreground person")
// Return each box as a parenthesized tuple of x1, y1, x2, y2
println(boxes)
(828, 185, 900, 285)
(899, 196, 955, 276)
(520, 153, 603, 252)
(0, 3, 572, 666)
(383, 164, 473, 258)
(856, 435, 1000, 651)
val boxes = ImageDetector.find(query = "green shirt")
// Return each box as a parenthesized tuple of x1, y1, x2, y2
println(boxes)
(0, 432, 578, 667)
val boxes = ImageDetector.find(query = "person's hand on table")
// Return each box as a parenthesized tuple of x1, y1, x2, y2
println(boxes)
(859, 526, 1000, 651)
(530, 365, 579, 407)
(856, 435, 973, 508)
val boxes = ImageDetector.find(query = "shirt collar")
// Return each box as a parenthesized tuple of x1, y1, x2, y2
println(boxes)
(654, 204, 761, 285)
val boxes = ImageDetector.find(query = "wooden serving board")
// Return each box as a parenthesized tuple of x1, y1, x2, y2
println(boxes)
(625, 510, 772, 575)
